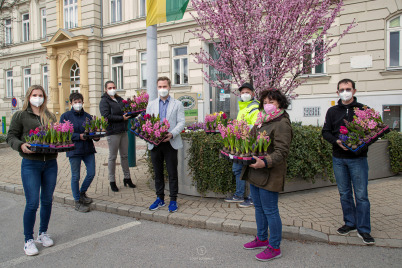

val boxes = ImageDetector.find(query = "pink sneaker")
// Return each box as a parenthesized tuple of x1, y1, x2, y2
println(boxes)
(243, 236, 269, 250)
(255, 245, 282, 261)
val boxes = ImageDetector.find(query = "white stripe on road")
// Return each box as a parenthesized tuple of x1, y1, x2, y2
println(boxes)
(0, 221, 141, 267)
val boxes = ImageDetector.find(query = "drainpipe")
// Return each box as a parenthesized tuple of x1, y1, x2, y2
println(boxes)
(100, 0, 104, 90)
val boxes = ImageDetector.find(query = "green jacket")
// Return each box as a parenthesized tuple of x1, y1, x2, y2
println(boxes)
(241, 112, 293, 192)
(236, 99, 259, 125)
(6, 107, 57, 161)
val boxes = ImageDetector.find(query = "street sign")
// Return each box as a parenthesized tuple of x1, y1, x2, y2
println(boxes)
(11, 98, 17, 108)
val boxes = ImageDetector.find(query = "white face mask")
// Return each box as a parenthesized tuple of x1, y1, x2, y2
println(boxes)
(241, 93, 252, 102)
(73, 103, 83, 111)
(107, 89, 116, 96)
(339, 91, 353, 102)
(158, 89, 169, 98)
(30, 97, 44, 107)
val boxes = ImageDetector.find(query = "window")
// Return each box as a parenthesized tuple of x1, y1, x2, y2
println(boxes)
(5, 19, 12, 44)
(302, 40, 325, 75)
(6, 71, 13, 98)
(70, 63, 80, 93)
(111, 0, 122, 23)
(23, 68, 31, 94)
(140, 52, 147, 88)
(172, 46, 188, 85)
(43, 65, 49, 95)
(111, 56, 123, 90)
(41, 8, 47, 38)
(388, 15, 402, 68)
(22, 13, 29, 42)
(139, 0, 146, 17)
(383, 105, 401, 132)
(64, 0, 78, 29)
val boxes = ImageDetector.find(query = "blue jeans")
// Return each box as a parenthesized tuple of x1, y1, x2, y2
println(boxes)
(21, 158, 58, 242)
(332, 156, 370, 233)
(233, 163, 251, 199)
(69, 154, 96, 201)
(250, 184, 282, 249)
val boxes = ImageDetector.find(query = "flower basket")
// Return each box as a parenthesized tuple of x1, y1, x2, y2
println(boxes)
(83, 133, 106, 139)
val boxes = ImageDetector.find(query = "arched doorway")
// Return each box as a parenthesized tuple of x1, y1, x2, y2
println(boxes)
(70, 63, 80, 93)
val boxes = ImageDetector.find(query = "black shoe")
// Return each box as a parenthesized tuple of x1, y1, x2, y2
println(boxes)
(336, 225, 357, 235)
(75, 201, 90, 213)
(79, 192, 93, 204)
(110, 182, 119, 192)
(357, 232, 375, 245)
(123, 179, 136, 188)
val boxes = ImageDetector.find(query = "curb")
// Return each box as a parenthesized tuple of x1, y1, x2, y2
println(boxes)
(1, 182, 401, 248)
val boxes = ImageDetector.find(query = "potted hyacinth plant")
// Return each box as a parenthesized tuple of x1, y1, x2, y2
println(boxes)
(100, 116, 108, 134)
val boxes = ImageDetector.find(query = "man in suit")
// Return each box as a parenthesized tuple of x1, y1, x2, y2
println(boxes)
(146, 76, 185, 213)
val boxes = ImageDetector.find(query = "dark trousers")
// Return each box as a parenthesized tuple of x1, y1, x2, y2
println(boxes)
(150, 142, 178, 201)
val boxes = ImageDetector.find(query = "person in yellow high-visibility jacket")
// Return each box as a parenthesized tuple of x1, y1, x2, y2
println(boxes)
(224, 83, 259, 208)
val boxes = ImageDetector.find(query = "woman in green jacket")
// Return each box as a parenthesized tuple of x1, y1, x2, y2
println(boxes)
(241, 90, 293, 262)
(7, 85, 58, 256)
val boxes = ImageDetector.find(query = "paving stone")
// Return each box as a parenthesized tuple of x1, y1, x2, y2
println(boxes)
(53, 192, 69, 204)
(346, 236, 364, 245)
(282, 226, 300, 240)
(140, 209, 155, 221)
(116, 205, 133, 217)
(106, 203, 120, 214)
(65, 196, 75, 206)
(206, 217, 225, 231)
(299, 227, 328, 243)
(153, 210, 170, 223)
(239, 221, 257, 235)
(168, 212, 192, 226)
(4, 185, 15, 193)
(188, 215, 208, 229)
(328, 235, 348, 244)
(95, 201, 112, 212)
(222, 219, 241, 233)
(375, 238, 402, 248)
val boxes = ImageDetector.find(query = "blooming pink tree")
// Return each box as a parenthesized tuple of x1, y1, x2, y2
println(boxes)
(191, 0, 356, 97)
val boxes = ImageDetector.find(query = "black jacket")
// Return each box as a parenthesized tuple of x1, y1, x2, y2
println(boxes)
(322, 97, 367, 158)
(99, 93, 128, 136)
(60, 108, 96, 157)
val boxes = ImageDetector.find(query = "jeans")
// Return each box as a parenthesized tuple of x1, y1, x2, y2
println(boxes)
(106, 132, 130, 182)
(332, 156, 370, 233)
(233, 163, 251, 199)
(21, 158, 58, 242)
(250, 184, 282, 249)
(150, 142, 178, 201)
(69, 154, 96, 201)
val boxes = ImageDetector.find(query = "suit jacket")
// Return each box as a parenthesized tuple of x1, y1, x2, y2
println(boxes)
(146, 96, 185, 150)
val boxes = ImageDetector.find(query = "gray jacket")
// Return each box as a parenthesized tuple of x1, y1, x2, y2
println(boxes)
(145, 96, 185, 150)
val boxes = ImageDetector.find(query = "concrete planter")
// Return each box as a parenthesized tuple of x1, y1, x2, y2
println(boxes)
(175, 138, 395, 196)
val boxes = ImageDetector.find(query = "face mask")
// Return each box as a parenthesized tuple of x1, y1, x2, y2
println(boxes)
(158, 89, 169, 98)
(30, 97, 44, 108)
(73, 103, 83, 111)
(264, 103, 277, 114)
(107, 89, 116, 96)
(241, 93, 252, 102)
(339, 91, 353, 102)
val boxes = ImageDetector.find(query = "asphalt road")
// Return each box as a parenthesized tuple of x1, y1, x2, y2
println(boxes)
(0, 191, 401, 268)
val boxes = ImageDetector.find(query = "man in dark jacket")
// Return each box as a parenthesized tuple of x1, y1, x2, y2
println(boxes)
(60, 93, 98, 213)
(322, 78, 374, 245)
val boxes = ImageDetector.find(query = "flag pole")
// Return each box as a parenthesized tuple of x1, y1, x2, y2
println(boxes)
(146, 25, 158, 102)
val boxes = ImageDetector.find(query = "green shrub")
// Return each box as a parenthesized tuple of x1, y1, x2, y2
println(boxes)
(0, 134, 6, 143)
(384, 131, 402, 173)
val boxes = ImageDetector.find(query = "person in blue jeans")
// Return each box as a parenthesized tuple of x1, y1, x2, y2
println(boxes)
(60, 92, 99, 213)
(322, 78, 375, 245)
(7, 85, 58, 256)
(224, 83, 259, 208)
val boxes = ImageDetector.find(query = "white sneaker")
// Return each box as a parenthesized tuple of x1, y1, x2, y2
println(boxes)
(36, 232, 54, 247)
(24, 239, 39, 256)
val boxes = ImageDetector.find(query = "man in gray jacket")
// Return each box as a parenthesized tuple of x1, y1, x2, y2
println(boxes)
(146, 76, 185, 213)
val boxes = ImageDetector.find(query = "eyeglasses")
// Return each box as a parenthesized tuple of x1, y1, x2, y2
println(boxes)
(338, 88, 353, 93)
(108, 87, 116, 89)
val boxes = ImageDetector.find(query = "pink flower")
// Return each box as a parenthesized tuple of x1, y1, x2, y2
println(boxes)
(339, 126, 348, 135)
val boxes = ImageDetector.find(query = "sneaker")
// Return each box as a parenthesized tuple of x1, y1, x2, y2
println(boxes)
(238, 199, 254, 208)
(24, 239, 39, 256)
(336, 225, 357, 235)
(75, 201, 90, 213)
(255, 245, 282, 262)
(79, 192, 93, 204)
(36, 232, 54, 247)
(149, 197, 166, 211)
(168, 201, 178, 213)
(243, 237, 269, 250)
(224, 195, 244, 203)
(357, 232, 375, 245)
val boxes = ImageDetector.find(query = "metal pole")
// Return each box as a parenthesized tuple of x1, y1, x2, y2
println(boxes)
(146, 25, 158, 101)
(127, 118, 136, 167)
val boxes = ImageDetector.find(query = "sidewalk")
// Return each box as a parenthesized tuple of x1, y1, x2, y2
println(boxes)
(1, 138, 401, 248)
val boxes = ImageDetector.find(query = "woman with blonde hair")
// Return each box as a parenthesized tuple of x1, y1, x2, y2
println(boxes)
(7, 85, 58, 256)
